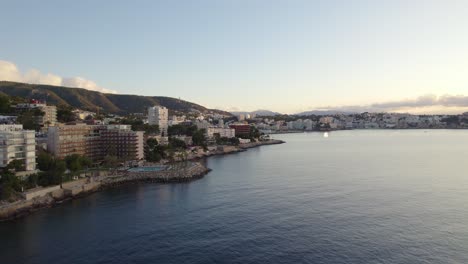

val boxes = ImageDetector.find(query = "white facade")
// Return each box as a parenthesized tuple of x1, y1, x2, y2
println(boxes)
(206, 127, 236, 138)
(148, 106, 168, 136)
(0, 124, 36, 171)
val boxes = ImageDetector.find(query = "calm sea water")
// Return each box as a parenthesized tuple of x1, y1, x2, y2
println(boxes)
(1, 130, 468, 264)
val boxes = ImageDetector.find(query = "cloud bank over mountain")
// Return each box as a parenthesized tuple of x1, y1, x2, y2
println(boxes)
(0, 60, 116, 94)
(300, 95, 468, 115)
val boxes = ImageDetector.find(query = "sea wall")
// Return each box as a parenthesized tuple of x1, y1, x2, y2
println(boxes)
(22, 185, 61, 200)
(0, 140, 283, 221)
(0, 162, 210, 221)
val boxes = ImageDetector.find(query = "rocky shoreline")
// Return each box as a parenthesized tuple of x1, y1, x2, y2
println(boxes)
(0, 140, 284, 221)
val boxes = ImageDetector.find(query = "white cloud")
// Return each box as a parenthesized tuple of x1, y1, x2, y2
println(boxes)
(307, 94, 468, 114)
(0, 60, 117, 93)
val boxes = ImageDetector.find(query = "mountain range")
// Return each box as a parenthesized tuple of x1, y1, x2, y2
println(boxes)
(0, 81, 231, 116)
(231, 109, 282, 117)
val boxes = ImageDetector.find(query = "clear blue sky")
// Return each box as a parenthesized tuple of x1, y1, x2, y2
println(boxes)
(2, 0, 468, 114)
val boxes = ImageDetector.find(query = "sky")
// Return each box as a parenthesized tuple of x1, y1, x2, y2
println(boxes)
(1, 0, 468, 114)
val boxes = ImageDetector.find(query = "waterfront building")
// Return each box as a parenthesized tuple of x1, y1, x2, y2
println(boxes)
(47, 124, 144, 161)
(148, 106, 168, 136)
(0, 124, 36, 171)
(47, 123, 101, 160)
(206, 127, 236, 139)
(229, 124, 251, 137)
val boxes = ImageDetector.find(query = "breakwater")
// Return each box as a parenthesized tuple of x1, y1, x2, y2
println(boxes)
(0, 162, 209, 221)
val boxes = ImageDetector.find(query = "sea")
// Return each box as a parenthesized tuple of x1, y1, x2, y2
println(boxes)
(1, 130, 467, 264)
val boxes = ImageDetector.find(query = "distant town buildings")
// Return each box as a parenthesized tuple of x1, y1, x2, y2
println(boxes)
(0, 124, 36, 171)
(0, 116, 17, 124)
(148, 106, 168, 136)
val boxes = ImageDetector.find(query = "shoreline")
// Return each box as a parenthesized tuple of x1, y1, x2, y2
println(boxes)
(0, 139, 284, 222)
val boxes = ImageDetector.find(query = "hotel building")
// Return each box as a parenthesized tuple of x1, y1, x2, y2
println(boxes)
(47, 124, 144, 161)
(0, 124, 36, 171)
(148, 106, 168, 136)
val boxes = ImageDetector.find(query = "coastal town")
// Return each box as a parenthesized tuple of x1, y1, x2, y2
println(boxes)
(1, 94, 468, 219)
(243, 111, 468, 132)
(0, 96, 282, 220)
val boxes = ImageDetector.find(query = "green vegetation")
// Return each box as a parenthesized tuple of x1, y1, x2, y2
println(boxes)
(0, 81, 232, 116)
(169, 137, 187, 149)
(0, 152, 99, 201)
(65, 154, 92, 175)
(145, 138, 166, 162)
(120, 118, 159, 134)
(215, 136, 240, 146)
(57, 105, 76, 123)
(192, 128, 207, 148)
(0, 170, 22, 201)
(168, 124, 198, 136)
(16, 108, 44, 131)
(0, 159, 28, 201)
(0, 94, 11, 113)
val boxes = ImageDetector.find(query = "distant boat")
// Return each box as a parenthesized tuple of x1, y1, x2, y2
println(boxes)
(323, 132, 329, 138)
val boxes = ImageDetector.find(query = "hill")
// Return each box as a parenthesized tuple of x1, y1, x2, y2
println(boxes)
(295, 110, 357, 116)
(0, 81, 231, 116)
(231, 109, 281, 117)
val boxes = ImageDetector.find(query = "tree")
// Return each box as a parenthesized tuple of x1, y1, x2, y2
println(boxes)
(249, 126, 261, 139)
(36, 155, 67, 187)
(6, 159, 25, 172)
(147, 138, 158, 149)
(168, 124, 197, 136)
(0, 170, 22, 201)
(0, 94, 11, 113)
(192, 129, 207, 147)
(37, 151, 54, 171)
(229, 137, 240, 146)
(169, 137, 187, 149)
(57, 106, 76, 123)
(145, 138, 165, 162)
(66, 155, 81, 172)
(17, 110, 41, 131)
(24, 173, 39, 189)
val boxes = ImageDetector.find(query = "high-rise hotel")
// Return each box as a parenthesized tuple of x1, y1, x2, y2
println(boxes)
(0, 124, 36, 171)
(148, 106, 168, 136)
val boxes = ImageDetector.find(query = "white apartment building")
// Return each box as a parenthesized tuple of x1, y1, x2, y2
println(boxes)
(148, 106, 168, 136)
(206, 127, 236, 139)
(0, 124, 36, 171)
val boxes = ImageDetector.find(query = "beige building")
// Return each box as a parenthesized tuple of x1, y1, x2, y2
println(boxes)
(47, 124, 144, 161)
(16, 100, 57, 127)
(0, 124, 36, 171)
